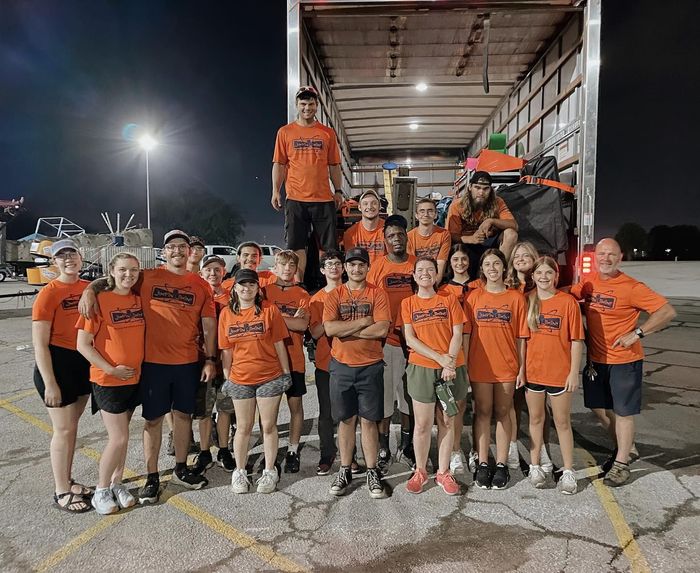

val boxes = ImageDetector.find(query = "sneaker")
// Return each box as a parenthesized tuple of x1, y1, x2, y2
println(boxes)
(468, 450, 479, 474)
(435, 471, 460, 496)
(406, 468, 429, 494)
(558, 469, 577, 495)
(603, 461, 630, 487)
(138, 475, 160, 505)
(189, 434, 200, 455)
(507, 441, 520, 470)
(111, 483, 136, 509)
(217, 447, 236, 472)
(171, 467, 208, 490)
(602, 449, 617, 474)
(450, 451, 465, 474)
(192, 450, 214, 475)
(474, 462, 491, 489)
(399, 442, 417, 470)
(231, 469, 251, 494)
(316, 456, 335, 476)
(540, 444, 553, 473)
(366, 468, 386, 499)
(491, 463, 510, 490)
(285, 451, 300, 474)
(91, 487, 118, 515)
(629, 444, 640, 462)
(256, 468, 279, 494)
(166, 431, 175, 456)
(350, 459, 365, 475)
(330, 467, 352, 496)
(377, 447, 393, 475)
(528, 464, 547, 489)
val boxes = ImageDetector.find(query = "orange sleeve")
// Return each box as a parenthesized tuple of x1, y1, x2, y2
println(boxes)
(269, 306, 290, 343)
(200, 285, 216, 319)
(462, 295, 473, 334)
(32, 287, 55, 322)
(446, 200, 462, 237)
(449, 295, 466, 327)
(497, 197, 515, 220)
(77, 313, 101, 335)
(309, 297, 323, 329)
(400, 297, 412, 327)
(373, 288, 392, 323)
(569, 281, 583, 300)
(438, 229, 451, 261)
(342, 227, 353, 251)
(568, 296, 585, 340)
(630, 282, 668, 314)
(323, 289, 340, 322)
(514, 293, 530, 338)
(327, 129, 341, 165)
(218, 310, 233, 350)
(272, 127, 288, 165)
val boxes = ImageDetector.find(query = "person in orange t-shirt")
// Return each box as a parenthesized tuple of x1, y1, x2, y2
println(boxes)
(218, 268, 292, 494)
(521, 256, 583, 495)
(570, 238, 675, 486)
(401, 257, 467, 496)
(408, 197, 452, 283)
(221, 241, 276, 291)
(367, 214, 415, 473)
(323, 247, 391, 499)
(32, 239, 91, 513)
(342, 190, 386, 264)
(77, 253, 145, 514)
(272, 85, 343, 282)
(464, 249, 529, 490)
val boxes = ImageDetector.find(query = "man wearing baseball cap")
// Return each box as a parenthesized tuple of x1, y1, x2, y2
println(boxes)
(342, 190, 386, 264)
(186, 236, 207, 273)
(272, 85, 344, 283)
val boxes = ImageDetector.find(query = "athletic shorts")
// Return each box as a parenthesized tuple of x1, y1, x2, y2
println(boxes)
(285, 199, 337, 252)
(221, 373, 292, 400)
(286, 371, 307, 398)
(194, 377, 235, 418)
(140, 362, 200, 420)
(91, 382, 140, 415)
(33, 345, 90, 408)
(329, 358, 384, 423)
(383, 344, 409, 417)
(583, 360, 643, 416)
(525, 382, 567, 396)
(406, 364, 468, 404)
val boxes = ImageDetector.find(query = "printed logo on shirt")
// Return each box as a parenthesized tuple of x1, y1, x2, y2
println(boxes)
(415, 245, 440, 259)
(151, 285, 195, 306)
(412, 306, 449, 324)
(384, 274, 413, 289)
(274, 302, 299, 318)
(61, 295, 81, 311)
(293, 137, 324, 153)
(357, 241, 385, 254)
(228, 321, 265, 338)
(476, 306, 512, 324)
(537, 313, 562, 332)
(111, 308, 146, 324)
(587, 291, 616, 310)
(339, 301, 373, 321)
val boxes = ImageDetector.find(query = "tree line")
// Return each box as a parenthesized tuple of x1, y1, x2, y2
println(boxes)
(615, 223, 700, 261)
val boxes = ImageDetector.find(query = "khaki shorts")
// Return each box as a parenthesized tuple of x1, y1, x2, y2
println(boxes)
(194, 377, 235, 419)
(406, 364, 468, 404)
(383, 344, 409, 417)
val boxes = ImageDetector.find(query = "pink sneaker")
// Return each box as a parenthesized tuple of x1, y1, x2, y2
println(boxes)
(435, 471, 460, 495)
(406, 468, 428, 494)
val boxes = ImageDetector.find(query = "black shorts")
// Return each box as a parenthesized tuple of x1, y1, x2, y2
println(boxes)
(583, 360, 643, 416)
(140, 362, 200, 420)
(329, 358, 384, 423)
(525, 382, 567, 396)
(33, 345, 90, 408)
(286, 371, 307, 398)
(285, 199, 337, 252)
(91, 382, 140, 415)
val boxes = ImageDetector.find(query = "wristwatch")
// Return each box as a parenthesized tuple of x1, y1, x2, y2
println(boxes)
(634, 328, 645, 339)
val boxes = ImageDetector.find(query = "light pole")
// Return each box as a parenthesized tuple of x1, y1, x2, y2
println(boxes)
(138, 134, 158, 229)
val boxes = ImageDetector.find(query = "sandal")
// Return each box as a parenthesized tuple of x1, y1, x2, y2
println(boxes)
(53, 491, 92, 513)
(70, 479, 93, 497)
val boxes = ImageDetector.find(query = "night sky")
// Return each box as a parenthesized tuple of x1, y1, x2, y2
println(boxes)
(1, 0, 697, 246)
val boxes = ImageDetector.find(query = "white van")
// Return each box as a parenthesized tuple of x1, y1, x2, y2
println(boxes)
(258, 244, 282, 270)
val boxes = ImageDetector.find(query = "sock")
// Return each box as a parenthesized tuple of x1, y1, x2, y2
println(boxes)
(379, 432, 390, 450)
(175, 462, 186, 473)
(400, 430, 411, 449)
(288, 443, 299, 454)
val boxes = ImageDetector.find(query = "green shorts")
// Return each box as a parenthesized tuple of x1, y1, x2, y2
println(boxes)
(406, 364, 468, 404)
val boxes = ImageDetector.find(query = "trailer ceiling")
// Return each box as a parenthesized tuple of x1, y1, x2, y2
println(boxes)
(301, 1, 581, 156)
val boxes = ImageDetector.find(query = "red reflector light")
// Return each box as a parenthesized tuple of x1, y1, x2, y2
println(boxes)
(581, 254, 593, 274)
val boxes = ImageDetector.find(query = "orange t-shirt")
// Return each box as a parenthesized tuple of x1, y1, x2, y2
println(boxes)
(447, 196, 514, 237)
(138, 268, 216, 365)
(218, 302, 289, 385)
(400, 293, 467, 369)
(526, 291, 584, 387)
(272, 121, 340, 203)
(342, 220, 386, 264)
(263, 283, 310, 373)
(309, 288, 333, 372)
(76, 291, 145, 387)
(438, 281, 471, 306)
(570, 272, 667, 364)
(407, 226, 451, 261)
(221, 270, 275, 294)
(32, 279, 89, 350)
(323, 283, 391, 367)
(464, 288, 529, 383)
(367, 254, 416, 346)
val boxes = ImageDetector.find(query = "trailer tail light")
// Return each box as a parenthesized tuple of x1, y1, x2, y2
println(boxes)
(581, 253, 593, 274)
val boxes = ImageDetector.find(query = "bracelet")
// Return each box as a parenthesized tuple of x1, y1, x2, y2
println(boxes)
(204, 356, 217, 363)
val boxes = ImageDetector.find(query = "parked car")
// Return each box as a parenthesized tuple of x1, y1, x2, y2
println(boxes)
(258, 244, 282, 270)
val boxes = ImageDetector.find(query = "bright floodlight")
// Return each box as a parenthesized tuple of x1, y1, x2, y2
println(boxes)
(409, 122, 419, 130)
(138, 134, 158, 152)
(415, 82, 428, 92)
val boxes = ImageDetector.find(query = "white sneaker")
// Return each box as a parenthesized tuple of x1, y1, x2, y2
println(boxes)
(450, 451, 465, 474)
(231, 469, 251, 494)
(528, 464, 547, 488)
(111, 483, 136, 509)
(507, 441, 520, 470)
(256, 468, 279, 494)
(468, 450, 479, 474)
(91, 487, 119, 515)
(558, 469, 577, 495)
(540, 444, 553, 473)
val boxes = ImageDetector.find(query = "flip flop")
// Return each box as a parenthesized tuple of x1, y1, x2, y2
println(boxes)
(70, 479, 94, 496)
(53, 491, 92, 513)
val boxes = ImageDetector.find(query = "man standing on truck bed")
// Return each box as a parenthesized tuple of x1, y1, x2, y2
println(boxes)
(272, 85, 344, 283)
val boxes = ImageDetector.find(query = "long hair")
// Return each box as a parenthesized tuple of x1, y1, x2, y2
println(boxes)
(443, 243, 471, 286)
(106, 253, 140, 291)
(526, 256, 560, 331)
(412, 256, 438, 293)
(506, 241, 539, 291)
(458, 183, 499, 227)
(229, 283, 264, 316)
(478, 248, 507, 283)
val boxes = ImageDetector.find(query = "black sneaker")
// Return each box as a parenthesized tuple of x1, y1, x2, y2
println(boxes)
(285, 451, 300, 473)
(138, 475, 160, 505)
(366, 468, 386, 499)
(217, 447, 236, 472)
(474, 462, 492, 489)
(171, 467, 208, 490)
(192, 450, 214, 476)
(330, 466, 352, 496)
(491, 463, 510, 490)
(377, 447, 392, 476)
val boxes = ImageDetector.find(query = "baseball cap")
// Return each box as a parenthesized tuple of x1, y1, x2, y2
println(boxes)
(359, 189, 381, 202)
(201, 254, 226, 268)
(50, 239, 79, 257)
(470, 171, 493, 185)
(234, 268, 259, 284)
(189, 235, 206, 249)
(163, 229, 190, 246)
(345, 247, 370, 265)
(295, 85, 319, 99)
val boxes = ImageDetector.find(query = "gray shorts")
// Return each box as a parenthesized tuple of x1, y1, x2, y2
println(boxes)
(221, 373, 292, 400)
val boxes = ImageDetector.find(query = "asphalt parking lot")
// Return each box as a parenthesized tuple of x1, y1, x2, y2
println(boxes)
(0, 288, 698, 572)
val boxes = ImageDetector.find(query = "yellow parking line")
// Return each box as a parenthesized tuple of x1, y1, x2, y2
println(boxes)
(2, 389, 37, 403)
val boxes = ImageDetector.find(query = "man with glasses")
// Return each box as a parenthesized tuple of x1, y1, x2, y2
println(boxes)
(407, 197, 451, 284)
(272, 85, 344, 283)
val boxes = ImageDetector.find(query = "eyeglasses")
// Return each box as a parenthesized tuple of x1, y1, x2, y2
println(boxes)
(323, 261, 343, 268)
(191, 245, 205, 252)
(164, 244, 188, 252)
